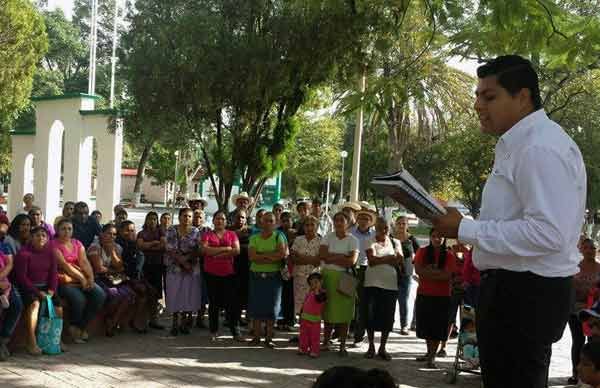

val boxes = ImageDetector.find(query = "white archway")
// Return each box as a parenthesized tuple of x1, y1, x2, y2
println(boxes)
(9, 94, 122, 220)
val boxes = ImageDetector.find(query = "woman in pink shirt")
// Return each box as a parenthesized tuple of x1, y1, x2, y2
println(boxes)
(15, 227, 63, 355)
(53, 219, 106, 344)
(200, 210, 241, 341)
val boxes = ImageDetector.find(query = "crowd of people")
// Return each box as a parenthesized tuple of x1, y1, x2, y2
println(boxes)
(0, 191, 484, 367)
(7, 188, 600, 388)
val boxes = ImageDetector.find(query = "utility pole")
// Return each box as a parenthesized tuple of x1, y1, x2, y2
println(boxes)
(349, 67, 367, 202)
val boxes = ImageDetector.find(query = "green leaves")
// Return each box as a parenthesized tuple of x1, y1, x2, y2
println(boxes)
(0, 0, 47, 127)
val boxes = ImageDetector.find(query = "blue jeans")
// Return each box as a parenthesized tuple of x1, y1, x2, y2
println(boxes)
(397, 276, 412, 328)
(58, 283, 106, 329)
(0, 287, 23, 339)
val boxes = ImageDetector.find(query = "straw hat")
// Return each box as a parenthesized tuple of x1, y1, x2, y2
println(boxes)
(188, 193, 208, 207)
(340, 201, 361, 212)
(355, 209, 376, 226)
(358, 200, 372, 211)
(231, 192, 254, 206)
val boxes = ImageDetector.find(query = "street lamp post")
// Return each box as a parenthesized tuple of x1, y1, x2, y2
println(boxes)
(171, 150, 180, 215)
(339, 150, 348, 203)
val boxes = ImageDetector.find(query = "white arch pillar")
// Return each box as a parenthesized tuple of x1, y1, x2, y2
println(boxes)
(8, 134, 35, 218)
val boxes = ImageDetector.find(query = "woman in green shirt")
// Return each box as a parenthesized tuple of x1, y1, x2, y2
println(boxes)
(247, 212, 288, 348)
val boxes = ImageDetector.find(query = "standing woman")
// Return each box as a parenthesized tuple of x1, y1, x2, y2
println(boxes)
(164, 208, 203, 335)
(14, 227, 64, 355)
(229, 210, 250, 323)
(52, 219, 106, 343)
(363, 217, 403, 361)
(568, 238, 600, 385)
(290, 215, 321, 320)
(29, 207, 55, 240)
(319, 212, 359, 357)
(6, 214, 32, 255)
(414, 228, 456, 368)
(137, 212, 167, 330)
(393, 215, 419, 335)
(200, 210, 241, 341)
(247, 212, 288, 347)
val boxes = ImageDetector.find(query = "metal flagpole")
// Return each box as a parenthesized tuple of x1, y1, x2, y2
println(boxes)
(109, 0, 120, 108)
(88, 0, 98, 95)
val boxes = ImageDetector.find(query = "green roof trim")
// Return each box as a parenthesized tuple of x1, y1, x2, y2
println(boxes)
(79, 109, 121, 117)
(32, 93, 101, 102)
(10, 128, 36, 136)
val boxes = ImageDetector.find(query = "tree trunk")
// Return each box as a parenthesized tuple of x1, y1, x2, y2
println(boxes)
(132, 142, 153, 207)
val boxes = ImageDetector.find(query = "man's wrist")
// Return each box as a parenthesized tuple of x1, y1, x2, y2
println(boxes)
(458, 218, 478, 246)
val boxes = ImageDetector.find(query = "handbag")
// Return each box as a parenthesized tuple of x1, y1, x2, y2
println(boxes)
(336, 270, 358, 297)
(36, 295, 63, 355)
(103, 272, 129, 286)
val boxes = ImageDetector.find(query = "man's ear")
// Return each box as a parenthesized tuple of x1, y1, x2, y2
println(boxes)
(518, 88, 534, 112)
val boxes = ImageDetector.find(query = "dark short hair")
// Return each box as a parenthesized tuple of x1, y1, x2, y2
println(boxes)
(333, 211, 349, 223)
(102, 223, 117, 233)
(178, 207, 193, 217)
(582, 342, 600, 370)
(74, 202, 88, 212)
(56, 218, 73, 230)
(30, 226, 48, 237)
(312, 366, 396, 388)
(116, 209, 128, 217)
(8, 214, 32, 239)
(296, 202, 308, 211)
(118, 220, 135, 231)
(280, 211, 292, 220)
(477, 55, 542, 110)
(307, 272, 322, 284)
(213, 210, 227, 220)
(91, 210, 102, 217)
(312, 198, 322, 206)
(63, 201, 75, 207)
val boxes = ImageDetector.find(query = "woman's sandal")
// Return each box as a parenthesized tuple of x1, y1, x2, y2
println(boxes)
(247, 337, 261, 346)
(364, 348, 376, 359)
(27, 345, 42, 356)
(378, 350, 392, 361)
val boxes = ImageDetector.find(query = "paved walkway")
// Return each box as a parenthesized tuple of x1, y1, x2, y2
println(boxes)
(0, 320, 576, 388)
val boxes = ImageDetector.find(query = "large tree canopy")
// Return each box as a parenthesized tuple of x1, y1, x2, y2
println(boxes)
(0, 0, 47, 127)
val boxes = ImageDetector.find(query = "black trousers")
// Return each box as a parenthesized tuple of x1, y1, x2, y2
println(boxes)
(279, 277, 295, 326)
(204, 273, 240, 336)
(353, 266, 368, 341)
(477, 269, 573, 388)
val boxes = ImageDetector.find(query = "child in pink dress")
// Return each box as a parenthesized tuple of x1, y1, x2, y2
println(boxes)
(298, 272, 327, 358)
(0, 252, 12, 308)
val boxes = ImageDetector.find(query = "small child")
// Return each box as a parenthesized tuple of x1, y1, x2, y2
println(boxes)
(459, 319, 478, 369)
(0, 252, 12, 308)
(298, 272, 327, 358)
(580, 300, 600, 342)
(578, 342, 600, 388)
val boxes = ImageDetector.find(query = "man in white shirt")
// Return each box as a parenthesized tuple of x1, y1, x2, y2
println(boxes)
(350, 207, 376, 345)
(433, 55, 586, 388)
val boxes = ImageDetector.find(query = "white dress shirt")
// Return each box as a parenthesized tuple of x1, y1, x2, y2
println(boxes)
(458, 109, 586, 277)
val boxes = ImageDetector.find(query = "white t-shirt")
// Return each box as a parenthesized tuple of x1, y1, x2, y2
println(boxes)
(320, 232, 359, 272)
(364, 236, 401, 291)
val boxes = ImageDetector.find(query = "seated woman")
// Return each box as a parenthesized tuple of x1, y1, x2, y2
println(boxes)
(87, 224, 135, 337)
(0, 249, 21, 361)
(247, 212, 288, 348)
(52, 219, 106, 344)
(5, 214, 32, 255)
(14, 227, 64, 355)
(28, 207, 55, 240)
(116, 220, 152, 333)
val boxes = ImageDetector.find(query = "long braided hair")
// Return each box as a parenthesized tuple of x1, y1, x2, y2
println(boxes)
(425, 228, 447, 269)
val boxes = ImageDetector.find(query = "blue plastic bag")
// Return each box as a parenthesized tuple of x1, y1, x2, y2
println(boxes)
(36, 295, 63, 355)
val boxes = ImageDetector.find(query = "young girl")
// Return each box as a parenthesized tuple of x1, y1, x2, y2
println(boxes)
(298, 272, 327, 358)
